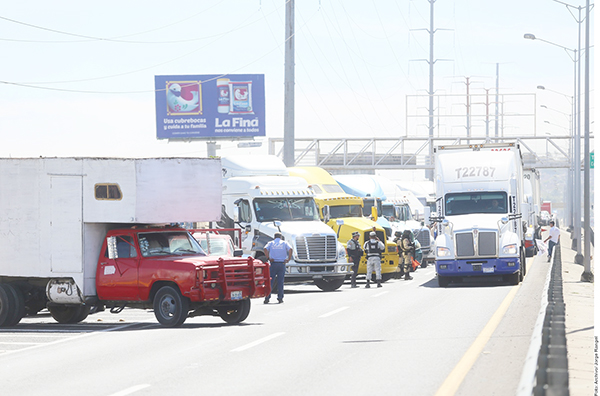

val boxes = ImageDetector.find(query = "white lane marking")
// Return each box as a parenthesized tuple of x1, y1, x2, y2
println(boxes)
(0, 322, 140, 357)
(107, 384, 151, 396)
(0, 342, 41, 345)
(319, 306, 349, 318)
(371, 291, 389, 298)
(231, 332, 285, 352)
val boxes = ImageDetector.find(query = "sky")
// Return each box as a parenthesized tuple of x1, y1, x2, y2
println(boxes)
(0, 0, 594, 159)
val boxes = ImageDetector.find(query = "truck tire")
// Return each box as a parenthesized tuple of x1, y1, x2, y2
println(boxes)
(48, 304, 91, 324)
(218, 298, 251, 324)
(437, 275, 449, 288)
(314, 278, 345, 292)
(0, 284, 14, 327)
(3, 284, 25, 327)
(153, 286, 190, 327)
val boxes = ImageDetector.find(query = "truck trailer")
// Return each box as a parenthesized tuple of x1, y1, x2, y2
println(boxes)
(433, 143, 528, 287)
(0, 158, 270, 327)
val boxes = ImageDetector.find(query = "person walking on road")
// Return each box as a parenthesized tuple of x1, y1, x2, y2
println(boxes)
(263, 232, 293, 304)
(363, 231, 384, 288)
(398, 230, 414, 280)
(544, 220, 560, 262)
(346, 231, 363, 288)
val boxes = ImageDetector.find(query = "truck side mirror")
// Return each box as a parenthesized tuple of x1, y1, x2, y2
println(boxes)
(323, 205, 330, 223)
(233, 206, 240, 223)
(336, 219, 344, 238)
(371, 206, 378, 221)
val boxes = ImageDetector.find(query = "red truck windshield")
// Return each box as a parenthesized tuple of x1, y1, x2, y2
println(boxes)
(138, 231, 207, 257)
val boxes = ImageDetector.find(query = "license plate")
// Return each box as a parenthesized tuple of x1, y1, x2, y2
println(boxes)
(483, 267, 494, 273)
(231, 291, 242, 300)
(472, 264, 482, 271)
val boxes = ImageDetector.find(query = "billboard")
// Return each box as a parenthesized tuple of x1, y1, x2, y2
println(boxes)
(154, 74, 265, 139)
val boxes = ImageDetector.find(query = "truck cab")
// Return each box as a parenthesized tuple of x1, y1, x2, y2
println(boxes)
(288, 167, 400, 281)
(221, 156, 350, 292)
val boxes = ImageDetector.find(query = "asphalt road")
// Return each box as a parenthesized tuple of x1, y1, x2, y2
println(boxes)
(0, 254, 549, 396)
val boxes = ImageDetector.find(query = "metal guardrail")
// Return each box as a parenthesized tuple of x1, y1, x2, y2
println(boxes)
(533, 244, 570, 395)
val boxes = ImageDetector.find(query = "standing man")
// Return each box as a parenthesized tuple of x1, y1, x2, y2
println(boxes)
(363, 231, 384, 288)
(263, 232, 293, 304)
(346, 231, 363, 288)
(398, 230, 414, 280)
(544, 221, 560, 263)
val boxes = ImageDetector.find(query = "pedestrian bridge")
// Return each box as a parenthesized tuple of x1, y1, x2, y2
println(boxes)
(268, 136, 586, 171)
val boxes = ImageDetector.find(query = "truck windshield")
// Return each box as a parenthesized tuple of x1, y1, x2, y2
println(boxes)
(444, 192, 508, 215)
(253, 197, 320, 222)
(382, 205, 394, 218)
(138, 231, 207, 257)
(329, 204, 363, 218)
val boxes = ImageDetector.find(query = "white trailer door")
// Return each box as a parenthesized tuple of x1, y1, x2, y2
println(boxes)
(51, 176, 83, 273)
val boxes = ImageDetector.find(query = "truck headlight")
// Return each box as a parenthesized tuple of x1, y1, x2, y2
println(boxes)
(437, 246, 451, 257)
(503, 244, 518, 255)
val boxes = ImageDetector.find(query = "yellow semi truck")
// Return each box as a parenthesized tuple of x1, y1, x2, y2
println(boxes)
(288, 167, 399, 281)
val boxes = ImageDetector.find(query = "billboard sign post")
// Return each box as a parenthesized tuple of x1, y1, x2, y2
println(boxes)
(155, 74, 265, 140)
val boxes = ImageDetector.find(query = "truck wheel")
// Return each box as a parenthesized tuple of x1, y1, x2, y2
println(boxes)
(153, 286, 190, 327)
(437, 275, 449, 288)
(420, 260, 428, 269)
(4, 284, 25, 327)
(314, 278, 345, 292)
(0, 284, 14, 327)
(48, 305, 90, 324)
(218, 298, 251, 324)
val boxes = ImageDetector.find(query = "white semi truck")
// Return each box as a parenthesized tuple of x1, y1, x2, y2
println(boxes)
(433, 143, 527, 287)
(220, 156, 350, 291)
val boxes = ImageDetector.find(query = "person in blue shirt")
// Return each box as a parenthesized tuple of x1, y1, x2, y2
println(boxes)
(263, 232, 293, 304)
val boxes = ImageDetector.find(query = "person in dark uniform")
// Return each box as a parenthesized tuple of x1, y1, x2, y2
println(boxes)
(346, 231, 363, 288)
(363, 231, 384, 288)
(398, 230, 414, 280)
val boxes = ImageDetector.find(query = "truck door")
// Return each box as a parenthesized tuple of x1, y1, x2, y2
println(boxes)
(96, 234, 140, 300)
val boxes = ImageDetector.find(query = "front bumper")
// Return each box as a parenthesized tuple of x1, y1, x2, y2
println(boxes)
(283, 261, 351, 282)
(435, 257, 521, 277)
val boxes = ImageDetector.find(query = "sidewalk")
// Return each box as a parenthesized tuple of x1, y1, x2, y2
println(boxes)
(557, 228, 595, 395)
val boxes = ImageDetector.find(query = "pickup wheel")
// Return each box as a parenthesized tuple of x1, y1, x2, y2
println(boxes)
(153, 286, 190, 327)
(48, 305, 90, 324)
(218, 298, 251, 324)
(314, 278, 345, 292)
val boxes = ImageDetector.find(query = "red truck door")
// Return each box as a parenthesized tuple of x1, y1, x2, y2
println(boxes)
(96, 234, 140, 301)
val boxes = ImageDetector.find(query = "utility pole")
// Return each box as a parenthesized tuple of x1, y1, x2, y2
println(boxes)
(410, 0, 450, 180)
(581, 0, 593, 282)
(426, 0, 435, 181)
(283, 0, 295, 166)
(495, 63, 499, 138)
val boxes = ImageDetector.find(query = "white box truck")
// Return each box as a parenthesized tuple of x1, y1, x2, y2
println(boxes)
(0, 158, 270, 327)
(433, 143, 527, 287)
(220, 156, 350, 291)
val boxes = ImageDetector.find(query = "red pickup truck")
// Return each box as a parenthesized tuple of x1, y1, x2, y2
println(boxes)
(90, 227, 270, 327)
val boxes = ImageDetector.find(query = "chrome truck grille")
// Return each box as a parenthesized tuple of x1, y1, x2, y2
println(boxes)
(455, 231, 497, 258)
(296, 235, 337, 261)
(415, 229, 431, 248)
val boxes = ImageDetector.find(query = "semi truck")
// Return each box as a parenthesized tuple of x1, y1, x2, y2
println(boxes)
(220, 156, 350, 292)
(288, 167, 400, 281)
(523, 168, 542, 256)
(0, 158, 270, 327)
(432, 143, 527, 287)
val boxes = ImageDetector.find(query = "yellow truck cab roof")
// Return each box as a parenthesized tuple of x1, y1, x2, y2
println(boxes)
(288, 167, 361, 204)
